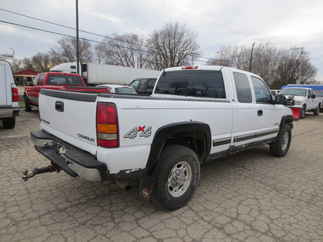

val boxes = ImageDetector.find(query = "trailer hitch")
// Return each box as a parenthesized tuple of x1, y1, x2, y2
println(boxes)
(22, 165, 59, 181)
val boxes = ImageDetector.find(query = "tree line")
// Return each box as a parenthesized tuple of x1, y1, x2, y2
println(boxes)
(12, 22, 317, 88)
(207, 43, 317, 88)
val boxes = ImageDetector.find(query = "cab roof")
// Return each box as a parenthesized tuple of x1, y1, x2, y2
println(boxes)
(164, 65, 262, 79)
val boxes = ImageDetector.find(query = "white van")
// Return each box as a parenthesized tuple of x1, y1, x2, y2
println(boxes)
(0, 60, 20, 129)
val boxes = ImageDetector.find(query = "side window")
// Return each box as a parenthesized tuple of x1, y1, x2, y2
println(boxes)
(233, 72, 252, 103)
(147, 79, 156, 89)
(251, 76, 272, 104)
(130, 80, 140, 89)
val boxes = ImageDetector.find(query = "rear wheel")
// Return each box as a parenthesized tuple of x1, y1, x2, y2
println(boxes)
(2, 117, 16, 129)
(269, 125, 292, 157)
(153, 145, 200, 210)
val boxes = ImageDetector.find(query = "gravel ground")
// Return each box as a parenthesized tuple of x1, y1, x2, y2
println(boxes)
(1, 111, 323, 242)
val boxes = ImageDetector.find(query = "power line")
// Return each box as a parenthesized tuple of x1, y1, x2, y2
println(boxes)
(0, 19, 100, 42)
(0, 19, 154, 54)
(0, 8, 137, 45)
(0, 8, 215, 62)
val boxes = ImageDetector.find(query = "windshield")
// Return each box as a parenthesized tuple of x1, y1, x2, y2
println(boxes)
(115, 87, 137, 94)
(313, 90, 323, 97)
(47, 75, 82, 85)
(280, 88, 307, 96)
(155, 70, 226, 99)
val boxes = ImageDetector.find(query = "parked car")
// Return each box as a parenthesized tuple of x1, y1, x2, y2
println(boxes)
(24, 72, 110, 111)
(25, 65, 293, 210)
(280, 87, 320, 118)
(129, 78, 157, 95)
(96, 84, 137, 95)
(0, 59, 20, 129)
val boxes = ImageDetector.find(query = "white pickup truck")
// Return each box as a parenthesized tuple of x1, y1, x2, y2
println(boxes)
(280, 87, 321, 118)
(25, 66, 293, 210)
(0, 60, 20, 129)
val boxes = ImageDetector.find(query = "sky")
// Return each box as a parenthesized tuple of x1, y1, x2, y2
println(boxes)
(1, 0, 323, 81)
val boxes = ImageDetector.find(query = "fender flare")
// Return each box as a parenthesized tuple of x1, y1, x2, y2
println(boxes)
(145, 121, 211, 175)
(280, 115, 293, 131)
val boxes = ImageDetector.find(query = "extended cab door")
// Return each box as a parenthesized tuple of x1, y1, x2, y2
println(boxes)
(231, 72, 279, 146)
(249, 75, 280, 140)
(231, 71, 263, 145)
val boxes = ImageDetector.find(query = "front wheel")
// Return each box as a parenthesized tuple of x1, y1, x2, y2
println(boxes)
(269, 125, 292, 157)
(313, 105, 320, 116)
(300, 106, 306, 118)
(153, 145, 200, 210)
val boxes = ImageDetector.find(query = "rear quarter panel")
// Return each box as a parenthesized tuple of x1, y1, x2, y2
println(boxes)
(96, 95, 233, 173)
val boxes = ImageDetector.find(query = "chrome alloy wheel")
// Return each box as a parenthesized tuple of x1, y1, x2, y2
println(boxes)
(167, 161, 192, 198)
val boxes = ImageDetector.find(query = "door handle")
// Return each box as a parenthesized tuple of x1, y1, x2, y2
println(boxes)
(55, 101, 64, 112)
(257, 110, 263, 116)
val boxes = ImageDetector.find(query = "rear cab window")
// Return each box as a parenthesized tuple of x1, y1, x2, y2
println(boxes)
(47, 74, 82, 85)
(155, 70, 226, 99)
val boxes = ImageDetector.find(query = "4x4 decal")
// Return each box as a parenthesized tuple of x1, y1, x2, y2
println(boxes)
(124, 126, 152, 139)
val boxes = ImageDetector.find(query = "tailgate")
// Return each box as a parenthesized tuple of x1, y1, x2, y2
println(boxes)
(39, 89, 98, 155)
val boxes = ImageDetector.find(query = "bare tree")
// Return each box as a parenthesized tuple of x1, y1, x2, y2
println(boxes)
(50, 37, 93, 63)
(95, 34, 147, 68)
(30, 53, 51, 72)
(145, 23, 200, 70)
(208, 43, 316, 88)
(273, 48, 317, 88)
(11, 58, 23, 72)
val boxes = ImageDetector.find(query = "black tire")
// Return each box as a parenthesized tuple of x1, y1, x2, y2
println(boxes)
(2, 117, 16, 129)
(153, 145, 200, 211)
(24, 95, 32, 112)
(319, 103, 323, 113)
(270, 125, 292, 157)
(313, 105, 320, 116)
(300, 105, 306, 118)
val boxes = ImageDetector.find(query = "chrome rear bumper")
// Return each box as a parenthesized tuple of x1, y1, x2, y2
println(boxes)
(31, 130, 107, 182)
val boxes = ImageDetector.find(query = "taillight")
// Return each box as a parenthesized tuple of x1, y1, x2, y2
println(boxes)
(96, 102, 119, 148)
(182, 66, 198, 70)
(12, 87, 20, 102)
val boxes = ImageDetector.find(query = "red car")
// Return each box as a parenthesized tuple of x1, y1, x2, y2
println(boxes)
(24, 72, 109, 111)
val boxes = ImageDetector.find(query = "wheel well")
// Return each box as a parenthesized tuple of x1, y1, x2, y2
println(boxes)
(280, 115, 293, 131)
(145, 122, 211, 175)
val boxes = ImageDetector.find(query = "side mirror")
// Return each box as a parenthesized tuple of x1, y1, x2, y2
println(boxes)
(311, 94, 316, 99)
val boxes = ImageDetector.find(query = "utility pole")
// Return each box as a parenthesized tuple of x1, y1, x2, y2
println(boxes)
(75, 0, 80, 74)
(249, 42, 255, 72)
